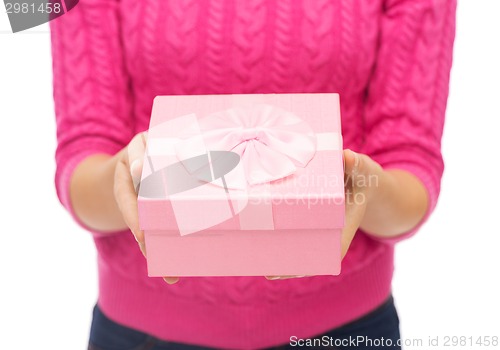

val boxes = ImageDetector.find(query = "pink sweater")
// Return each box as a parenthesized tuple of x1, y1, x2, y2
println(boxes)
(49, 0, 456, 348)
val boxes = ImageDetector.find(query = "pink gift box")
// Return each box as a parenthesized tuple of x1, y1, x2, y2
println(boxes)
(138, 93, 344, 277)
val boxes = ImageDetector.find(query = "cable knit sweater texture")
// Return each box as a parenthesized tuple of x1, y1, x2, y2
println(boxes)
(49, 0, 456, 348)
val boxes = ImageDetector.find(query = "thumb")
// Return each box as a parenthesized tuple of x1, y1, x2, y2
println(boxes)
(130, 158, 143, 194)
(343, 149, 362, 179)
(127, 131, 148, 193)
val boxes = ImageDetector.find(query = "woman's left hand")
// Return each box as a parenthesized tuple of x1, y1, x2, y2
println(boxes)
(265, 149, 381, 281)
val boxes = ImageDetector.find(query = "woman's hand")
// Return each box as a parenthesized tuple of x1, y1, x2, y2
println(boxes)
(266, 148, 429, 281)
(339, 149, 380, 257)
(265, 149, 378, 280)
(113, 132, 147, 255)
(113, 132, 180, 285)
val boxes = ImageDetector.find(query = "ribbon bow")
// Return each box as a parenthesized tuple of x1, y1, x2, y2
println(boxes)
(174, 104, 317, 187)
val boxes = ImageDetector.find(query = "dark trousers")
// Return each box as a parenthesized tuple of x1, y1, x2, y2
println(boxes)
(89, 295, 401, 350)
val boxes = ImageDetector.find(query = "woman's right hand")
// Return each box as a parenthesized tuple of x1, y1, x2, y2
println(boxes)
(113, 132, 180, 284)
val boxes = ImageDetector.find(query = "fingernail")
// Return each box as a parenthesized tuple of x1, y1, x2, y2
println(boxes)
(163, 277, 179, 284)
(351, 150, 360, 175)
(133, 229, 144, 240)
(267, 276, 281, 280)
(138, 242, 147, 257)
(130, 159, 141, 175)
(130, 159, 143, 190)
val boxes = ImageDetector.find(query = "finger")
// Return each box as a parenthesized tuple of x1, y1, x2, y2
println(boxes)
(114, 158, 144, 245)
(127, 132, 148, 166)
(130, 158, 143, 194)
(163, 277, 180, 284)
(138, 241, 147, 258)
(265, 275, 308, 280)
(127, 132, 148, 193)
(343, 149, 361, 178)
(340, 198, 366, 259)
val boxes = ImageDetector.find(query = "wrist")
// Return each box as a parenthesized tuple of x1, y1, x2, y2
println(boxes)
(357, 156, 397, 235)
(357, 154, 388, 210)
(70, 152, 128, 232)
(360, 166, 429, 238)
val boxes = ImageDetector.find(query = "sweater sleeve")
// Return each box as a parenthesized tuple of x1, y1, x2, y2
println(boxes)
(360, 0, 456, 244)
(49, 0, 134, 231)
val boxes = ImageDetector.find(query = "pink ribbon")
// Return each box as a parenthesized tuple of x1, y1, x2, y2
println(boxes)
(174, 104, 317, 187)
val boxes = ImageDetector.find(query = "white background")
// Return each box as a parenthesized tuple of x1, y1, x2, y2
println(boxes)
(1, 2, 499, 349)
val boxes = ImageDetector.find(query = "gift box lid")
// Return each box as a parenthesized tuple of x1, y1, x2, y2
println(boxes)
(138, 93, 345, 234)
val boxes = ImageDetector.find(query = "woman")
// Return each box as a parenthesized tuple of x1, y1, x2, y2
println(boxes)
(49, 0, 456, 349)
